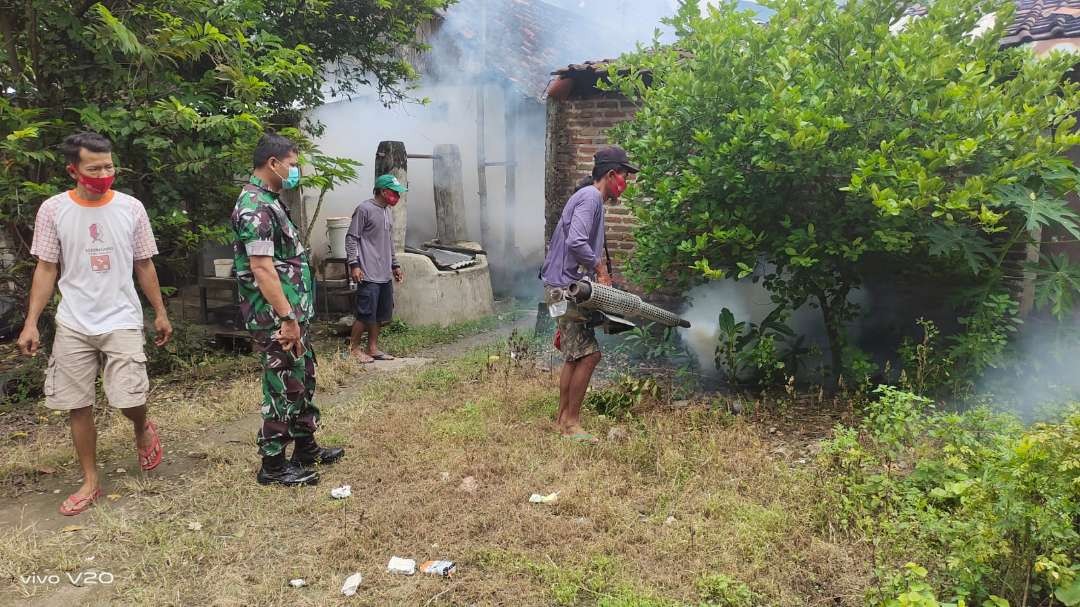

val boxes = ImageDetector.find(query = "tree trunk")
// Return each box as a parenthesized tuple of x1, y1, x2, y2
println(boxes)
(818, 291, 846, 389)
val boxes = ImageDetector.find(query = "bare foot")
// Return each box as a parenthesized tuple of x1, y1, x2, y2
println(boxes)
(352, 349, 374, 364)
(134, 425, 151, 451)
(73, 477, 100, 499)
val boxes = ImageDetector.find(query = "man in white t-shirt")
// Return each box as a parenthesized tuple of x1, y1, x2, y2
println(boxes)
(17, 132, 173, 516)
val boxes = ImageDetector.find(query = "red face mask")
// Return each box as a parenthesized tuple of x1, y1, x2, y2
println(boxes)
(69, 164, 115, 195)
(384, 190, 401, 206)
(609, 172, 627, 198)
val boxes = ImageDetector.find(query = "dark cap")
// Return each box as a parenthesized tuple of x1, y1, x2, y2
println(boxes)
(594, 145, 639, 173)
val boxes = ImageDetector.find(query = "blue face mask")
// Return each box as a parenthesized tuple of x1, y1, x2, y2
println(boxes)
(282, 166, 301, 190)
(273, 160, 301, 190)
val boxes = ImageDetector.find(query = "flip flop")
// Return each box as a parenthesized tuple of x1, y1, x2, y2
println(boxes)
(351, 351, 375, 364)
(562, 432, 600, 445)
(371, 352, 396, 361)
(139, 420, 163, 471)
(60, 488, 101, 516)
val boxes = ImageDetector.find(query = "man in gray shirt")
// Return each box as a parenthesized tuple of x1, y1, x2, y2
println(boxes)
(345, 174, 407, 363)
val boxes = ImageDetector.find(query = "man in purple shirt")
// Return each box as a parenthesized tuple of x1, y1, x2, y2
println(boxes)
(541, 146, 638, 443)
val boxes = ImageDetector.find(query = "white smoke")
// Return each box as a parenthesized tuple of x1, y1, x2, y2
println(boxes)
(304, 0, 684, 300)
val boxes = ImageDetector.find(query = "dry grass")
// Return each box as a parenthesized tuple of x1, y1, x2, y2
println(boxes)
(0, 342, 871, 606)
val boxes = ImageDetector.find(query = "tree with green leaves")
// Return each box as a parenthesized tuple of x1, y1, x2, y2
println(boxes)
(611, 0, 1080, 382)
(0, 0, 448, 288)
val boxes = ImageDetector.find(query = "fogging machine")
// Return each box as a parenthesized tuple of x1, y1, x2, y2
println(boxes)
(547, 280, 691, 334)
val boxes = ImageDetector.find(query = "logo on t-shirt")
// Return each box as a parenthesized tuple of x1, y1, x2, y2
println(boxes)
(90, 254, 111, 272)
(89, 223, 105, 243)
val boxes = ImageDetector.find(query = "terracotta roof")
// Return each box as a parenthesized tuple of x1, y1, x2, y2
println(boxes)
(901, 0, 1080, 47)
(551, 59, 621, 77)
(1001, 0, 1080, 47)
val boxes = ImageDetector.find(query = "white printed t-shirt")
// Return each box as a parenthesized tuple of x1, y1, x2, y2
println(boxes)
(30, 190, 159, 336)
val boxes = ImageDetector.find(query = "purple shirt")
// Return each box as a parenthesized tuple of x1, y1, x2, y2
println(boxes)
(541, 186, 605, 287)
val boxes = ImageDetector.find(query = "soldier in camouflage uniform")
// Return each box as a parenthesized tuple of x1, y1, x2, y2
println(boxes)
(231, 133, 344, 486)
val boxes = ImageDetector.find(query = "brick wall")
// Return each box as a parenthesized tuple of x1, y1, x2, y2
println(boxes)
(545, 94, 639, 288)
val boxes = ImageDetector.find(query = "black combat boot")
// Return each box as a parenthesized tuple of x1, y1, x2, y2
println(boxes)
(257, 452, 319, 486)
(291, 436, 345, 467)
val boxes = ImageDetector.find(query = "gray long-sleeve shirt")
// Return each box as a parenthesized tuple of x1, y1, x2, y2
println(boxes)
(540, 186, 605, 287)
(344, 198, 398, 284)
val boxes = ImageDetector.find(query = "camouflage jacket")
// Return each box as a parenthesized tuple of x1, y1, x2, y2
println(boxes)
(231, 175, 314, 331)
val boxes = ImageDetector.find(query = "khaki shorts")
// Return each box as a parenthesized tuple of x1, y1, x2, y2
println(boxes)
(545, 286, 600, 362)
(44, 324, 149, 411)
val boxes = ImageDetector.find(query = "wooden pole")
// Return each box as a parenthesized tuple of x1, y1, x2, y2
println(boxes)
(503, 93, 518, 255)
(476, 86, 490, 247)
(475, 0, 490, 247)
(433, 144, 468, 244)
(375, 141, 408, 253)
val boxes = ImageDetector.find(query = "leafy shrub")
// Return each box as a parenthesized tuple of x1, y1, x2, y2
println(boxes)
(586, 375, 662, 418)
(144, 320, 218, 375)
(695, 573, 754, 607)
(714, 307, 791, 386)
(614, 322, 689, 364)
(821, 388, 1080, 605)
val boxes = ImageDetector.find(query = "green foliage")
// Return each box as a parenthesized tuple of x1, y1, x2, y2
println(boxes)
(714, 307, 791, 386)
(428, 399, 491, 440)
(585, 375, 661, 418)
(412, 367, 461, 393)
(899, 318, 953, 396)
(614, 322, 689, 364)
(610, 0, 1080, 382)
(144, 320, 217, 375)
(376, 309, 524, 356)
(821, 388, 1080, 605)
(0, 352, 47, 406)
(0, 0, 447, 291)
(695, 573, 754, 607)
(899, 295, 1021, 398)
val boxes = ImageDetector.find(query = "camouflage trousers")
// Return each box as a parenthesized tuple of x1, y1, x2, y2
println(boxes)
(251, 324, 319, 457)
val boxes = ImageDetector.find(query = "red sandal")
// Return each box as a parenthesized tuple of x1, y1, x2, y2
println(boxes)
(139, 420, 163, 471)
(60, 488, 101, 516)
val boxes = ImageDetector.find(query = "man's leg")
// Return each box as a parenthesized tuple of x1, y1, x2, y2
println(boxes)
(349, 320, 365, 353)
(352, 283, 377, 362)
(552, 318, 601, 436)
(556, 359, 577, 430)
(291, 330, 343, 465)
(100, 329, 158, 468)
(47, 325, 101, 500)
(368, 281, 394, 359)
(561, 351, 601, 434)
(366, 322, 381, 357)
(254, 331, 318, 486)
(120, 405, 148, 450)
(69, 406, 99, 497)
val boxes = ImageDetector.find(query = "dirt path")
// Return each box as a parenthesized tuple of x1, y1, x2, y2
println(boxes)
(0, 312, 537, 537)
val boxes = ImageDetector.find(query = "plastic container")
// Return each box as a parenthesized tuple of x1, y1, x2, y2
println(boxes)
(213, 258, 233, 278)
(326, 216, 351, 259)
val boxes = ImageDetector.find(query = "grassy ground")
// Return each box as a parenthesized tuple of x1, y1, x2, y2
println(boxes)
(0, 323, 870, 606)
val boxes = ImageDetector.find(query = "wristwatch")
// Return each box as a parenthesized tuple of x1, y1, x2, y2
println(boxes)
(275, 308, 297, 323)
